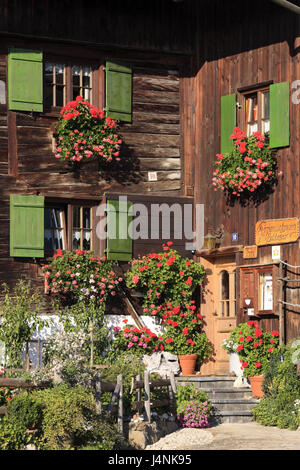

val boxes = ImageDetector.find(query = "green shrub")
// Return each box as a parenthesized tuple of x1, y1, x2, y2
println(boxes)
(252, 341, 300, 430)
(7, 392, 43, 430)
(0, 416, 32, 450)
(31, 384, 96, 449)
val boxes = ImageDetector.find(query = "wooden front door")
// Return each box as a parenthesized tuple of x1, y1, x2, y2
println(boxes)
(199, 255, 237, 376)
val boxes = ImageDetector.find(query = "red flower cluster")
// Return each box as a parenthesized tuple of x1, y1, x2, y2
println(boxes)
(232, 320, 280, 378)
(54, 96, 122, 164)
(43, 249, 121, 305)
(212, 127, 280, 197)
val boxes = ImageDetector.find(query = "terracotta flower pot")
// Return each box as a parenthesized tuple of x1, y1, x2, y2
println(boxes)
(178, 354, 198, 376)
(249, 375, 264, 398)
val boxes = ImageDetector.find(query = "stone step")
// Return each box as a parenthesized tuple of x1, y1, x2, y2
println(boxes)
(210, 411, 255, 424)
(211, 399, 259, 412)
(176, 376, 237, 389)
(176, 376, 258, 424)
(202, 388, 253, 400)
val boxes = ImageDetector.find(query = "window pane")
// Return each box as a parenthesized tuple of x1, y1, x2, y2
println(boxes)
(260, 273, 273, 310)
(72, 66, 81, 87)
(56, 64, 65, 85)
(56, 86, 64, 107)
(262, 91, 270, 119)
(82, 67, 91, 87)
(83, 230, 91, 250)
(45, 63, 54, 108)
(72, 230, 81, 250)
(221, 271, 229, 300)
(45, 63, 54, 83)
(83, 88, 91, 101)
(73, 87, 81, 101)
(262, 119, 270, 134)
(83, 207, 91, 228)
(73, 207, 81, 228)
(247, 122, 258, 136)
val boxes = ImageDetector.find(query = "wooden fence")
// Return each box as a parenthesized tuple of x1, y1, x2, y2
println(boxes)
(130, 371, 177, 423)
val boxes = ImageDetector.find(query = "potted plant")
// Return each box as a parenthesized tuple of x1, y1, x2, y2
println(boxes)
(212, 127, 282, 202)
(125, 242, 206, 321)
(222, 338, 243, 376)
(229, 320, 280, 397)
(53, 95, 122, 165)
(161, 304, 212, 376)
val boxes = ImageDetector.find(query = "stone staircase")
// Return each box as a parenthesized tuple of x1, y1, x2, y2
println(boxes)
(176, 376, 259, 423)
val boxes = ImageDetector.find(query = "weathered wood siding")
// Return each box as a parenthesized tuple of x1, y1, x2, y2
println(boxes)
(182, 0, 300, 341)
(0, 0, 195, 55)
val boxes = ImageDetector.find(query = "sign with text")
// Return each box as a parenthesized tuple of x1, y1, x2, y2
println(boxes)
(243, 245, 258, 259)
(255, 218, 299, 246)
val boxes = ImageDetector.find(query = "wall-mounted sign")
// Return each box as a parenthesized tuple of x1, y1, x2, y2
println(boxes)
(255, 218, 299, 246)
(232, 233, 238, 242)
(272, 245, 281, 260)
(243, 245, 258, 259)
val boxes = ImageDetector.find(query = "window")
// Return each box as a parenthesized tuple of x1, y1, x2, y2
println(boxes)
(219, 269, 236, 318)
(245, 88, 270, 137)
(220, 81, 290, 152)
(72, 206, 93, 251)
(44, 203, 95, 254)
(259, 272, 273, 311)
(240, 265, 277, 316)
(44, 63, 66, 108)
(8, 49, 133, 122)
(72, 66, 92, 102)
(44, 62, 93, 110)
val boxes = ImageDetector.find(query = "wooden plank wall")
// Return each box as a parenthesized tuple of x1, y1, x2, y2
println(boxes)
(0, 43, 184, 295)
(182, 0, 300, 340)
(0, 0, 195, 55)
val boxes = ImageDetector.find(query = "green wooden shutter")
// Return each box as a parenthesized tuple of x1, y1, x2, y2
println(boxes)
(105, 199, 133, 261)
(270, 81, 290, 149)
(105, 61, 132, 122)
(8, 48, 43, 112)
(10, 195, 44, 257)
(221, 94, 236, 154)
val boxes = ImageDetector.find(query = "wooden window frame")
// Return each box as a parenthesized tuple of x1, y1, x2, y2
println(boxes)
(44, 199, 99, 256)
(240, 264, 278, 317)
(43, 57, 105, 115)
(242, 86, 270, 137)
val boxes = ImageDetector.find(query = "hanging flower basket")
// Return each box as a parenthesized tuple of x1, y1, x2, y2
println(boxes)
(212, 127, 282, 202)
(53, 95, 122, 165)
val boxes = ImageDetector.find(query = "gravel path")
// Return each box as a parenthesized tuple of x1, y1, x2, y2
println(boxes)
(145, 422, 300, 451)
(145, 428, 214, 450)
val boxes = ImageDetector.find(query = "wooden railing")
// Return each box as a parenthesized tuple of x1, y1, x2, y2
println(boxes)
(130, 371, 177, 423)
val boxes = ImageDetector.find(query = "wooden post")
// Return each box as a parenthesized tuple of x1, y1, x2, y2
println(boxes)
(136, 374, 141, 404)
(25, 342, 30, 371)
(144, 371, 151, 423)
(89, 320, 94, 367)
(278, 262, 284, 346)
(37, 338, 41, 369)
(95, 371, 102, 415)
(169, 371, 177, 395)
(117, 375, 123, 435)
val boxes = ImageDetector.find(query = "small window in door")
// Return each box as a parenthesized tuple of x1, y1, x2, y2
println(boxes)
(259, 272, 273, 311)
(220, 270, 230, 317)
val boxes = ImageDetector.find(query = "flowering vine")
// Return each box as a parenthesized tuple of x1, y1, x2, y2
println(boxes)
(212, 127, 282, 200)
(53, 96, 122, 164)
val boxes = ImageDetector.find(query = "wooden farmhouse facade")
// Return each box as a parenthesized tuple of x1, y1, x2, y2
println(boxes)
(0, 0, 300, 374)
